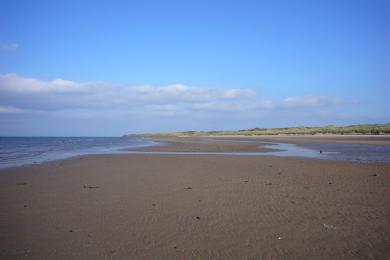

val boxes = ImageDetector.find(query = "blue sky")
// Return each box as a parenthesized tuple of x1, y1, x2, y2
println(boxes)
(0, 0, 389, 136)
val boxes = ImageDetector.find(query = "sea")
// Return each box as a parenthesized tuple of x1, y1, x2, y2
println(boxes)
(0, 137, 159, 169)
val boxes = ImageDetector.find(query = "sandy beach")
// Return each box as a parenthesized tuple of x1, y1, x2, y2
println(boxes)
(1, 136, 389, 259)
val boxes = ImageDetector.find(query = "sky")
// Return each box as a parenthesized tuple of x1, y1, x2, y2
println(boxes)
(0, 0, 389, 136)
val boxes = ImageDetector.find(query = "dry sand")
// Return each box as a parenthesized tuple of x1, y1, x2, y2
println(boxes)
(1, 137, 389, 259)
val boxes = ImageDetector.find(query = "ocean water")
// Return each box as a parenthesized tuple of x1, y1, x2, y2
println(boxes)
(0, 137, 158, 169)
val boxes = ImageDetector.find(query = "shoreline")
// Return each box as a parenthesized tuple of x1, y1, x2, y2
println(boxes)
(2, 135, 390, 170)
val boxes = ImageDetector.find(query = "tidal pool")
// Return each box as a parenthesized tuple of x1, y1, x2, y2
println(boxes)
(124, 141, 390, 164)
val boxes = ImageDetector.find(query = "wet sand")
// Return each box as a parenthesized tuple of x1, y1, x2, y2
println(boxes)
(1, 137, 389, 259)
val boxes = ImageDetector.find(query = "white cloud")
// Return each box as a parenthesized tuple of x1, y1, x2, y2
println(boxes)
(0, 74, 257, 112)
(192, 100, 274, 112)
(0, 43, 18, 52)
(282, 95, 345, 108)
(0, 74, 351, 117)
(0, 74, 85, 93)
(0, 105, 23, 113)
(259, 100, 275, 109)
(129, 84, 214, 103)
(223, 88, 256, 99)
(192, 102, 248, 112)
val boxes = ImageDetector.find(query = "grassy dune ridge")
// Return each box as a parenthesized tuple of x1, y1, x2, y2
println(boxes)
(126, 123, 390, 137)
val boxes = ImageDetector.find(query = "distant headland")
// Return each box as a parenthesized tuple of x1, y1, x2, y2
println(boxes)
(124, 123, 390, 137)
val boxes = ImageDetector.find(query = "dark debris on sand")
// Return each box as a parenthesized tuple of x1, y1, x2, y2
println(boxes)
(83, 185, 99, 189)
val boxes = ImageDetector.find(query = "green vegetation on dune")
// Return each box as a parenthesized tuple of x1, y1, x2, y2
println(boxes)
(125, 124, 390, 137)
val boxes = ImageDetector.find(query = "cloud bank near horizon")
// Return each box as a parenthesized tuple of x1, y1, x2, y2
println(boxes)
(0, 73, 371, 135)
(0, 73, 349, 116)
